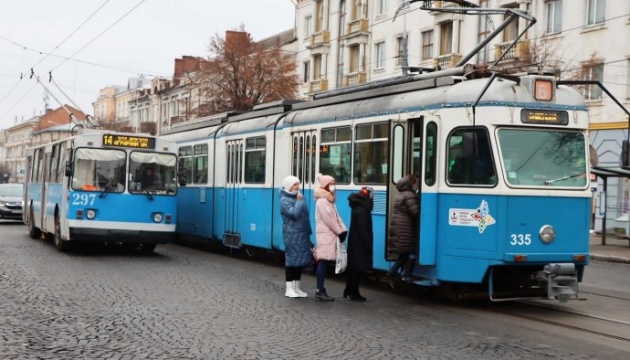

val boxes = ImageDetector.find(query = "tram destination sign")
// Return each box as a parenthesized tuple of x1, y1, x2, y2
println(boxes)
(521, 109, 569, 125)
(102, 134, 156, 149)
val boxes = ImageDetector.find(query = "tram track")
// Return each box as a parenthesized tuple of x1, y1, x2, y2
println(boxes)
(497, 299, 630, 346)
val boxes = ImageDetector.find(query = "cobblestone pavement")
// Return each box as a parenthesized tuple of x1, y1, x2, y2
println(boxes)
(0, 222, 623, 359)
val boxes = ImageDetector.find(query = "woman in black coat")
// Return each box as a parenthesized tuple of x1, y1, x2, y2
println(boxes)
(343, 187, 374, 301)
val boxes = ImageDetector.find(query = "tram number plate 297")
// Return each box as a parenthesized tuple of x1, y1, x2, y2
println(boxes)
(510, 233, 532, 246)
(72, 193, 96, 206)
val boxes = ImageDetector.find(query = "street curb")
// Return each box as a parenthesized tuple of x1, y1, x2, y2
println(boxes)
(591, 255, 630, 264)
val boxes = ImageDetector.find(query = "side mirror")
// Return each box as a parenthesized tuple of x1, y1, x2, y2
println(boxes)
(64, 161, 73, 177)
(177, 171, 186, 187)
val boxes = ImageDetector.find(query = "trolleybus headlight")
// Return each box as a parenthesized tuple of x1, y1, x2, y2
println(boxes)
(86, 209, 96, 219)
(539, 225, 555, 244)
(152, 213, 163, 223)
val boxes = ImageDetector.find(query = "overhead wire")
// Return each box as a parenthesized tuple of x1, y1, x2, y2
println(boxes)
(32, 0, 112, 70)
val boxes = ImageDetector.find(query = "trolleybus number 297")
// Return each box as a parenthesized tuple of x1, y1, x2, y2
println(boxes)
(72, 193, 97, 206)
(510, 233, 532, 246)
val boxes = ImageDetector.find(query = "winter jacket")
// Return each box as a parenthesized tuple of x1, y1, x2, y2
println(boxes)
(347, 193, 373, 273)
(388, 176, 419, 255)
(314, 187, 347, 261)
(280, 189, 313, 267)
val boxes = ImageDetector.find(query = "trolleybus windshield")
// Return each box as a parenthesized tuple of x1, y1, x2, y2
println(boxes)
(71, 148, 126, 192)
(497, 129, 587, 188)
(128, 152, 178, 195)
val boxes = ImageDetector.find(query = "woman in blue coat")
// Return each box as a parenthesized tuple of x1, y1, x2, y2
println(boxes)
(279, 175, 313, 298)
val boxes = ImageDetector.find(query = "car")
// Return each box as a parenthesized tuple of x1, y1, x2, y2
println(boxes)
(0, 183, 24, 221)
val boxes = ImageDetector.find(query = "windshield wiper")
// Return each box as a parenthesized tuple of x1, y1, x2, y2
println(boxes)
(143, 188, 154, 201)
(544, 173, 585, 185)
(99, 182, 116, 198)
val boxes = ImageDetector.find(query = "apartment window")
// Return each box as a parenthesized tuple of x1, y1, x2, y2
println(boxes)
(315, 0, 324, 32)
(477, 0, 491, 63)
(305, 16, 313, 38)
(546, 0, 563, 34)
(396, 36, 404, 66)
(378, 0, 387, 15)
(587, 0, 606, 25)
(350, 45, 360, 73)
(303, 61, 310, 83)
(503, 10, 519, 41)
(375, 42, 385, 69)
(583, 63, 604, 100)
(421, 30, 434, 59)
(313, 55, 322, 79)
(440, 22, 453, 55)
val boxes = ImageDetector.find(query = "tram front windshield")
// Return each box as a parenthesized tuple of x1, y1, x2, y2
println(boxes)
(497, 129, 587, 188)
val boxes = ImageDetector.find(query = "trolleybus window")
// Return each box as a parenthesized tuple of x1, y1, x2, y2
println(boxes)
(129, 151, 177, 194)
(447, 128, 497, 186)
(71, 148, 126, 192)
(497, 129, 587, 187)
(319, 127, 351, 185)
(245, 137, 265, 184)
(354, 122, 388, 185)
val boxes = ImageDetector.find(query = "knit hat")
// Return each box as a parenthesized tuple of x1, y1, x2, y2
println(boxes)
(316, 173, 335, 188)
(282, 175, 300, 191)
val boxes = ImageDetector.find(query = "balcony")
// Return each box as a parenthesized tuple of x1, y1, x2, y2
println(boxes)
(433, 53, 462, 69)
(346, 19, 370, 37)
(494, 41, 530, 62)
(308, 79, 329, 93)
(344, 72, 367, 87)
(309, 30, 330, 48)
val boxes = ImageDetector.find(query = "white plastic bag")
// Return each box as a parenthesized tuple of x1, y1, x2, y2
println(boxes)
(335, 237, 347, 274)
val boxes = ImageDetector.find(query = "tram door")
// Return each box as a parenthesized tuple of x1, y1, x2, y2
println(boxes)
(291, 131, 318, 214)
(224, 139, 243, 247)
(385, 117, 423, 260)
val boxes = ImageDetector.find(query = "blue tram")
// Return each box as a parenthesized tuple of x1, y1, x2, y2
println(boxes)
(164, 64, 593, 302)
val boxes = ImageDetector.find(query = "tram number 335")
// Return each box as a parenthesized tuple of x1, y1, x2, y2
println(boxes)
(510, 233, 532, 246)
(72, 193, 96, 206)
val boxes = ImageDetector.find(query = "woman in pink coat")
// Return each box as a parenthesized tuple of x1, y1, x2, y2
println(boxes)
(314, 174, 347, 301)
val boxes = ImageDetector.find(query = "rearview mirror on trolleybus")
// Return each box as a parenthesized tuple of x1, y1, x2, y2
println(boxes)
(64, 161, 73, 177)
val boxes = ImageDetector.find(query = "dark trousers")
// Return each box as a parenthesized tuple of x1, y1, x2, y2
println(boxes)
(316, 260, 331, 290)
(344, 270, 364, 296)
(388, 252, 416, 277)
(285, 266, 303, 281)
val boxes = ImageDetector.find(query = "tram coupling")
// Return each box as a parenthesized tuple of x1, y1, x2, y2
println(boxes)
(537, 263, 582, 303)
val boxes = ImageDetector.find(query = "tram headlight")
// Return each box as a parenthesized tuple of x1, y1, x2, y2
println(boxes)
(539, 225, 556, 244)
(152, 213, 163, 223)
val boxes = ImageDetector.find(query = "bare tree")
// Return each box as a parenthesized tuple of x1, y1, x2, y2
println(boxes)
(199, 25, 299, 113)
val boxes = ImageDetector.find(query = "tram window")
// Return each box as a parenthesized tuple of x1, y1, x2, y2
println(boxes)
(311, 135, 317, 184)
(193, 144, 208, 184)
(354, 123, 388, 185)
(292, 137, 298, 177)
(245, 137, 265, 184)
(305, 136, 311, 185)
(72, 148, 126, 192)
(179, 146, 193, 185)
(497, 129, 587, 187)
(425, 122, 437, 186)
(447, 128, 497, 186)
(320, 127, 351, 185)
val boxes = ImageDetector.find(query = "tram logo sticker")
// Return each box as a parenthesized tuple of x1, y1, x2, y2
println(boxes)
(448, 200, 496, 233)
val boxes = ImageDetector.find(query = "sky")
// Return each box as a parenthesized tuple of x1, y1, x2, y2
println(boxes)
(0, 0, 296, 130)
